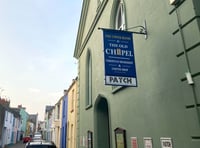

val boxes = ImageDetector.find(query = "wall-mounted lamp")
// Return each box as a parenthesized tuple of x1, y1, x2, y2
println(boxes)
(169, 0, 180, 5)
(185, 72, 194, 85)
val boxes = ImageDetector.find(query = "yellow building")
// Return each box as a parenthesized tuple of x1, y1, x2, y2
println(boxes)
(67, 77, 78, 148)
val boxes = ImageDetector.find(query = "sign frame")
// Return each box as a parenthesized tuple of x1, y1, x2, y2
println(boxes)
(160, 137, 173, 148)
(102, 28, 137, 87)
(143, 137, 153, 148)
(114, 128, 127, 148)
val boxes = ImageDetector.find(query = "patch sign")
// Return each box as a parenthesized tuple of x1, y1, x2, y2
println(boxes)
(102, 29, 137, 87)
(106, 76, 137, 86)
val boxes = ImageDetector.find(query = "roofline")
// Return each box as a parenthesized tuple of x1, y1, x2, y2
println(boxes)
(73, 0, 108, 59)
(73, 0, 89, 59)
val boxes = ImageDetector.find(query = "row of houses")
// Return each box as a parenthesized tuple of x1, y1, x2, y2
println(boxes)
(43, 77, 78, 148)
(0, 99, 38, 148)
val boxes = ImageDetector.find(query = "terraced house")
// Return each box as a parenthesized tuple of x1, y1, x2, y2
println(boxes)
(67, 77, 78, 148)
(0, 99, 22, 148)
(74, 0, 200, 148)
(52, 96, 63, 148)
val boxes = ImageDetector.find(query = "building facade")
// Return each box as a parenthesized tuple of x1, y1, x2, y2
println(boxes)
(74, 0, 200, 148)
(52, 97, 63, 148)
(26, 120, 34, 137)
(18, 105, 29, 140)
(44, 105, 54, 141)
(29, 114, 38, 134)
(2, 110, 14, 146)
(67, 77, 78, 148)
(0, 99, 22, 147)
(0, 104, 6, 147)
(60, 90, 68, 148)
(10, 110, 21, 144)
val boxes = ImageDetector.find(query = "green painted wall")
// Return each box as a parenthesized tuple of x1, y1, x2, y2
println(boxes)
(20, 109, 29, 134)
(75, 0, 200, 148)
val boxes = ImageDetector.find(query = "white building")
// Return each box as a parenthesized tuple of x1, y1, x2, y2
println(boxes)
(44, 106, 54, 141)
(2, 110, 14, 146)
(12, 112, 22, 143)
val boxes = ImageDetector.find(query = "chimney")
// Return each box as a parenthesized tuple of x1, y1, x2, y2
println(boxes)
(18, 104, 26, 110)
(0, 98, 10, 107)
(18, 104, 22, 108)
(64, 90, 68, 95)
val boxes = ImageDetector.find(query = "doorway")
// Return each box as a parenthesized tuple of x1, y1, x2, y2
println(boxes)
(94, 96, 110, 148)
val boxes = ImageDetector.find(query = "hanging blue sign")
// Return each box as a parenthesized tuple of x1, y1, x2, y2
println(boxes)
(102, 28, 137, 87)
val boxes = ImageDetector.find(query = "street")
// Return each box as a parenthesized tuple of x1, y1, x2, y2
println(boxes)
(5, 141, 25, 148)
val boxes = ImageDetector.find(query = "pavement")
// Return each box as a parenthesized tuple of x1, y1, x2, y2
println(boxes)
(4, 141, 25, 148)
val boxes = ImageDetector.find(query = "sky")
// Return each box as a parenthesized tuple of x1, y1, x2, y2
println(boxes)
(0, 0, 82, 120)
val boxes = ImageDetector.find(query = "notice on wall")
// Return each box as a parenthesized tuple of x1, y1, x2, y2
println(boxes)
(160, 137, 173, 148)
(144, 137, 153, 148)
(131, 137, 138, 148)
(116, 133, 125, 148)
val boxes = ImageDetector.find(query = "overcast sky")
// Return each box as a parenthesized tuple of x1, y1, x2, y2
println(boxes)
(0, 0, 82, 120)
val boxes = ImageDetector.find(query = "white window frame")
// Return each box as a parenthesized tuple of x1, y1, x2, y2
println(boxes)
(115, 0, 126, 30)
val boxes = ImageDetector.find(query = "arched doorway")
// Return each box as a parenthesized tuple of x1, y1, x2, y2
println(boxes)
(94, 95, 110, 148)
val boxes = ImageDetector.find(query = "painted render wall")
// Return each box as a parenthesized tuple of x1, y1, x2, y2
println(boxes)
(19, 109, 29, 138)
(67, 78, 78, 148)
(61, 95, 68, 148)
(75, 0, 200, 148)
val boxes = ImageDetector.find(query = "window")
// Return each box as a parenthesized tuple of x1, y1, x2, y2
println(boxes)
(6, 111, 8, 121)
(70, 124, 74, 148)
(115, 0, 126, 30)
(10, 113, 12, 123)
(62, 101, 65, 117)
(57, 104, 60, 119)
(85, 50, 92, 109)
(112, 0, 126, 92)
(71, 89, 74, 112)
